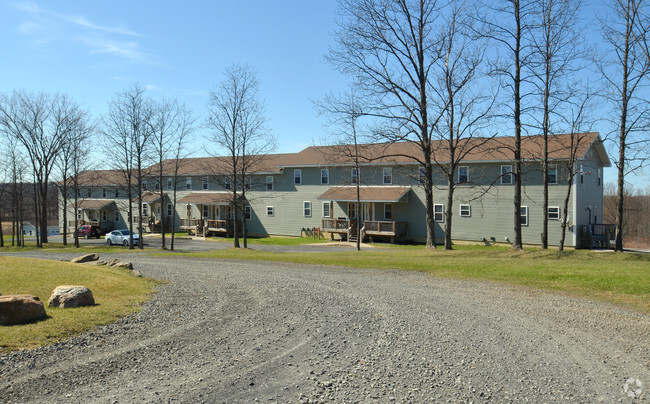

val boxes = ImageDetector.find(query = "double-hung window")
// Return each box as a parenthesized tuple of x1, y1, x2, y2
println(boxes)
(303, 201, 312, 217)
(384, 203, 392, 220)
(267, 206, 274, 216)
(166, 178, 173, 190)
(266, 176, 273, 190)
(383, 168, 392, 184)
(102, 188, 107, 198)
(351, 168, 358, 184)
(202, 178, 209, 190)
(322, 201, 331, 218)
(202, 205, 208, 218)
(418, 166, 426, 184)
(547, 165, 558, 184)
(321, 169, 329, 185)
(167, 204, 173, 216)
(185, 178, 192, 190)
(501, 165, 513, 185)
(458, 166, 469, 184)
(244, 177, 251, 190)
(245, 205, 251, 220)
(434, 204, 444, 222)
(459, 204, 471, 217)
(294, 169, 302, 185)
(224, 177, 231, 190)
(548, 206, 560, 220)
(520, 206, 528, 226)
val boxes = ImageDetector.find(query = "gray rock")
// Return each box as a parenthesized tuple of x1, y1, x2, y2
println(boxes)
(131, 270, 142, 277)
(0, 294, 46, 325)
(48, 286, 95, 308)
(70, 254, 99, 263)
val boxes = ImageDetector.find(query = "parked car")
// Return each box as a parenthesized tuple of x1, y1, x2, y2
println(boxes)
(105, 229, 140, 247)
(75, 225, 102, 239)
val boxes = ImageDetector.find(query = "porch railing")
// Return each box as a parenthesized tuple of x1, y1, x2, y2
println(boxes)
(179, 218, 200, 228)
(206, 219, 228, 230)
(322, 218, 350, 232)
(364, 220, 407, 236)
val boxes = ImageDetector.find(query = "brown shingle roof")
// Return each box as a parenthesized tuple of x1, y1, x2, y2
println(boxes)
(317, 186, 411, 203)
(177, 192, 235, 205)
(68, 199, 116, 210)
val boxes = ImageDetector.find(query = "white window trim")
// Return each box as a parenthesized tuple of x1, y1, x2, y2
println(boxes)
(501, 165, 513, 185)
(322, 201, 331, 218)
(245, 177, 251, 190)
(520, 206, 528, 226)
(383, 167, 392, 185)
(303, 201, 312, 217)
(266, 176, 273, 191)
(202, 205, 209, 218)
(294, 169, 302, 185)
(548, 164, 558, 184)
(418, 166, 426, 184)
(166, 178, 173, 191)
(102, 188, 107, 198)
(321, 168, 329, 185)
(186, 178, 192, 190)
(548, 206, 560, 220)
(167, 203, 173, 216)
(434, 204, 444, 222)
(267, 206, 274, 217)
(225, 177, 231, 190)
(202, 177, 209, 190)
(458, 166, 469, 184)
(351, 168, 358, 184)
(459, 204, 471, 217)
(244, 205, 251, 220)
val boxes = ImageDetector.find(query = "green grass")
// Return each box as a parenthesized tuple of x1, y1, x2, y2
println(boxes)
(0, 256, 161, 353)
(165, 246, 650, 314)
(0, 242, 151, 253)
(209, 236, 335, 245)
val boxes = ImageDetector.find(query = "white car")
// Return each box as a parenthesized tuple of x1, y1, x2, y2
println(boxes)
(105, 229, 140, 247)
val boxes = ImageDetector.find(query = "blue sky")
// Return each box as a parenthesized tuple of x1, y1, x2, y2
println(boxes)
(1, 1, 648, 189)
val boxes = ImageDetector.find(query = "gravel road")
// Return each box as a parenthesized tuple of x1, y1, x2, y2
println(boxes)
(1, 252, 648, 402)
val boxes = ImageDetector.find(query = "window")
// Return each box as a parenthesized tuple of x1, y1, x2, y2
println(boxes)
(303, 201, 312, 217)
(102, 211, 107, 222)
(520, 206, 528, 226)
(143, 205, 148, 216)
(87, 188, 92, 197)
(459, 204, 471, 217)
(224, 177, 231, 190)
(348, 202, 356, 218)
(458, 166, 469, 184)
(322, 201, 331, 218)
(351, 168, 358, 184)
(202, 178, 209, 190)
(186, 178, 192, 190)
(579, 165, 584, 184)
(154, 180, 160, 190)
(434, 204, 444, 222)
(419, 166, 426, 184)
(294, 169, 302, 185)
(202, 205, 208, 218)
(597, 168, 602, 186)
(501, 165, 513, 185)
(115, 211, 120, 222)
(167, 178, 173, 190)
(142, 180, 147, 190)
(383, 167, 392, 184)
(548, 206, 560, 220)
(102, 188, 107, 198)
(245, 205, 251, 220)
(266, 176, 273, 191)
(77, 189, 81, 198)
(167, 204, 173, 217)
(384, 203, 392, 220)
(114, 188, 119, 198)
(267, 206, 274, 217)
(77, 209, 82, 220)
(547, 165, 558, 184)
(244, 177, 251, 190)
(321, 168, 329, 184)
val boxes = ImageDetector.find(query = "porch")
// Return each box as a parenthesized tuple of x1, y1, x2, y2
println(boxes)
(579, 223, 616, 249)
(321, 218, 408, 243)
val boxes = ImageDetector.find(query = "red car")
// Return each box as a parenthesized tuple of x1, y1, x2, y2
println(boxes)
(75, 225, 102, 239)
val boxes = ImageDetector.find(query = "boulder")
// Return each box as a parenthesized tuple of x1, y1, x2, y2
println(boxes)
(131, 270, 142, 277)
(48, 286, 95, 308)
(106, 259, 133, 270)
(0, 295, 46, 325)
(70, 253, 99, 263)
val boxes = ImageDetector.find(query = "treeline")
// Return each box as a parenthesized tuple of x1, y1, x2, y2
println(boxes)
(604, 184, 650, 248)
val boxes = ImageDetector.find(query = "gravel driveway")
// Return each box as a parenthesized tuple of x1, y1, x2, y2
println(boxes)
(0, 252, 648, 402)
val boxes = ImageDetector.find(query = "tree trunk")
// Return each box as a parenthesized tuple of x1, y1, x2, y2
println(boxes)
(444, 172, 454, 250)
(513, 0, 523, 250)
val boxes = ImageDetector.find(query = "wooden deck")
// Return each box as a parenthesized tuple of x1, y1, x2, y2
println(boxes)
(321, 219, 407, 242)
(579, 223, 616, 249)
(180, 218, 241, 237)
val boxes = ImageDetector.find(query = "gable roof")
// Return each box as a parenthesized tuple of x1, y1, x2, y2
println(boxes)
(317, 186, 411, 203)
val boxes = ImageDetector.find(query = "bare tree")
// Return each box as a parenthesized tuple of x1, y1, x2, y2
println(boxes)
(430, 0, 496, 250)
(206, 64, 274, 248)
(151, 98, 196, 249)
(103, 84, 154, 249)
(0, 91, 82, 244)
(598, 0, 650, 251)
(328, 0, 445, 249)
(315, 90, 370, 251)
(55, 112, 93, 246)
(528, 0, 585, 249)
(479, 0, 536, 249)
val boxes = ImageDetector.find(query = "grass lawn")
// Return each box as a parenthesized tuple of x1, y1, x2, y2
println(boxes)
(209, 236, 334, 245)
(0, 256, 161, 353)
(169, 246, 650, 314)
(0, 242, 150, 254)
